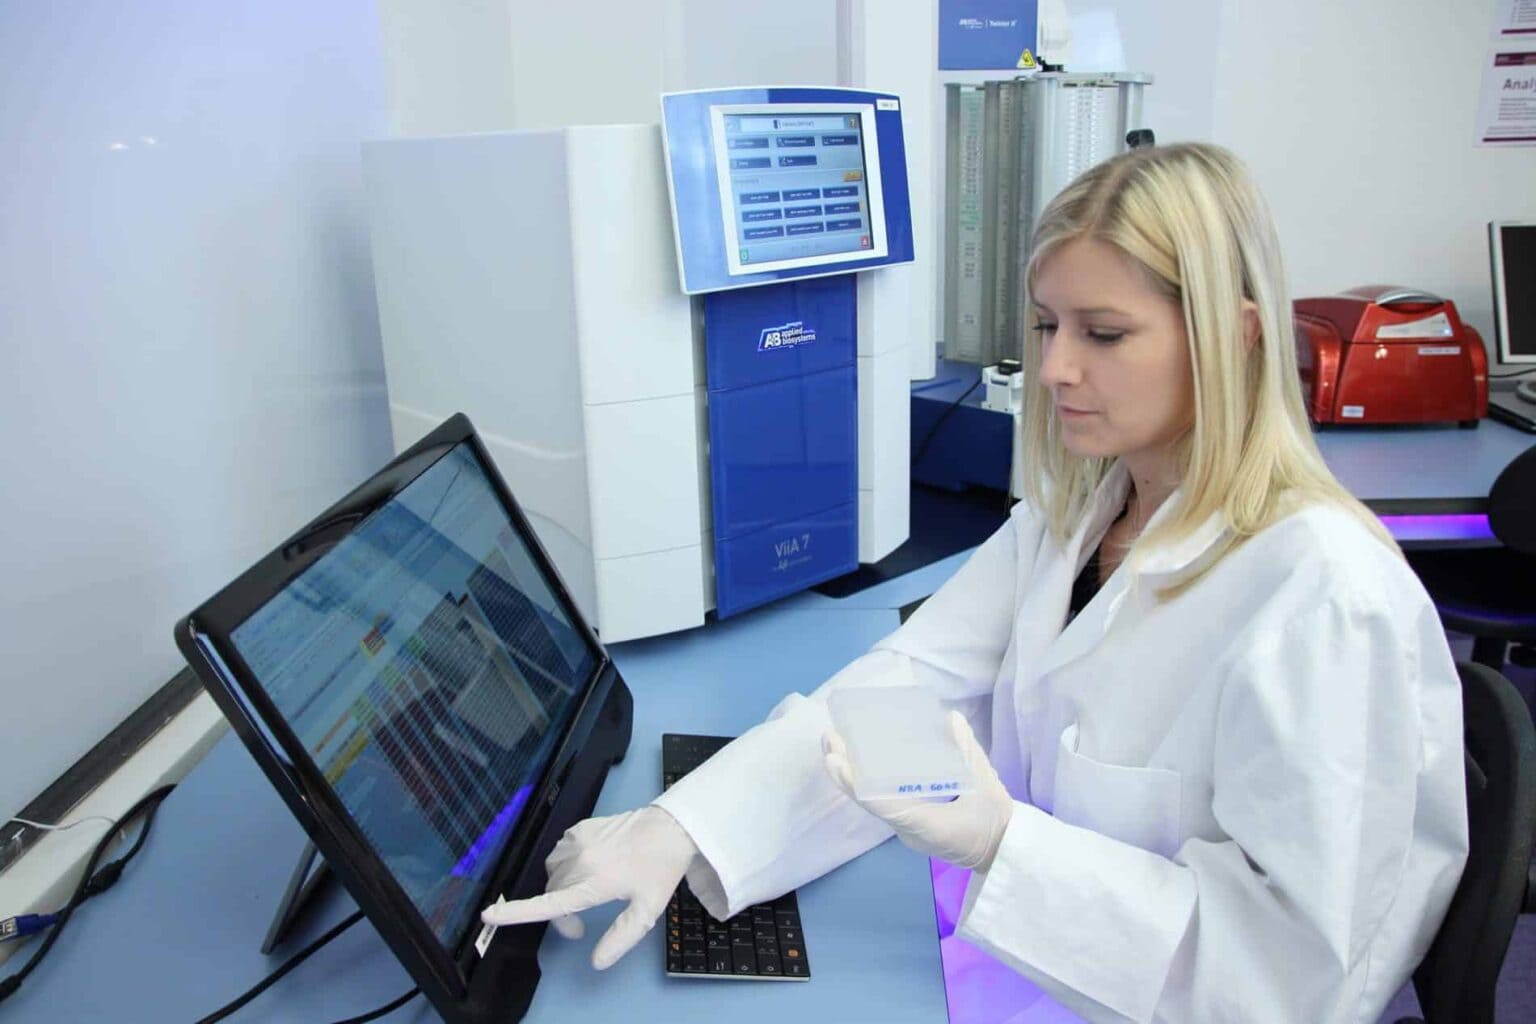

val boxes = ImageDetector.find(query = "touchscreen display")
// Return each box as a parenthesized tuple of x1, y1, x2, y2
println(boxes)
(232, 443, 596, 952)
(721, 111, 874, 268)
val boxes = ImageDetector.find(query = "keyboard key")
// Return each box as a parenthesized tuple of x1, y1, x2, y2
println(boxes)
(708, 952, 732, 974)
(778, 926, 800, 945)
(758, 956, 782, 976)
(733, 948, 758, 974)
(683, 952, 708, 974)
(785, 958, 808, 978)
(753, 923, 777, 942)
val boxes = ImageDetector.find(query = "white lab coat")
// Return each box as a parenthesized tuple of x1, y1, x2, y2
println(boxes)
(653, 462, 1468, 1023)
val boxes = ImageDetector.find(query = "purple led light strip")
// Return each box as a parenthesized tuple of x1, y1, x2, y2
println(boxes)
(1378, 513, 1493, 544)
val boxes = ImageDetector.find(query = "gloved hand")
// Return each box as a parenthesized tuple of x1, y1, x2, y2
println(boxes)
(480, 805, 699, 969)
(823, 710, 1014, 872)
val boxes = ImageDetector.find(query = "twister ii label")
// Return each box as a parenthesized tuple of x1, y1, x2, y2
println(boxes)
(758, 320, 817, 351)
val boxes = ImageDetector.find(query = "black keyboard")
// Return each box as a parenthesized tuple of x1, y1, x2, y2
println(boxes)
(661, 733, 811, 981)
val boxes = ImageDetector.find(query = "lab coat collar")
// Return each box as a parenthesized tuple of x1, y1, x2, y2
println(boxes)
(1075, 462, 1230, 583)
(1027, 470, 1227, 688)
(1069, 463, 1132, 572)
(1131, 493, 1228, 581)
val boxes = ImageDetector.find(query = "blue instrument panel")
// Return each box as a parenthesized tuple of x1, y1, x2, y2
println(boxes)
(661, 87, 915, 295)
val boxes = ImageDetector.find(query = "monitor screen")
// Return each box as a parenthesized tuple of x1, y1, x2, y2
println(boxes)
(229, 442, 598, 955)
(711, 104, 888, 277)
(1493, 222, 1536, 363)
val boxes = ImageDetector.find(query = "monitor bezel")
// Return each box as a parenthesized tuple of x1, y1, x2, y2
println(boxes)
(1490, 220, 1536, 365)
(710, 102, 889, 277)
(173, 413, 612, 1013)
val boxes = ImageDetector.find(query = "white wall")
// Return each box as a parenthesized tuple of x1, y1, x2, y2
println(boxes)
(377, 0, 518, 135)
(379, 0, 841, 134)
(1211, 0, 1536, 363)
(0, 0, 393, 823)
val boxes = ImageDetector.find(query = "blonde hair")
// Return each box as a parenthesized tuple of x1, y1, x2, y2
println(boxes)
(1018, 142, 1398, 583)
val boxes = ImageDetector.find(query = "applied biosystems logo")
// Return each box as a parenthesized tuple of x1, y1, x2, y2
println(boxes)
(758, 321, 817, 351)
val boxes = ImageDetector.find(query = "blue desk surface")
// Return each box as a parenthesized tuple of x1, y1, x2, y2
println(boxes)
(914, 360, 1535, 514)
(0, 558, 978, 1023)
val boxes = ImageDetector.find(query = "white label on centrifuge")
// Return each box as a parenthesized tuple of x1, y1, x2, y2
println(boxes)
(1417, 345, 1460, 356)
(877, 98, 899, 110)
(1375, 312, 1453, 339)
(1341, 405, 1366, 418)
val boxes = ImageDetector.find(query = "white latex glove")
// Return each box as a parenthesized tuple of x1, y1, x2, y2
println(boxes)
(480, 805, 698, 969)
(823, 710, 1014, 872)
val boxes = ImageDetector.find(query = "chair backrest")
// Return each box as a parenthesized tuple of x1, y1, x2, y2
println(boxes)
(1488, 443, 1536, 554)
(1411, 661, 1536, 1024)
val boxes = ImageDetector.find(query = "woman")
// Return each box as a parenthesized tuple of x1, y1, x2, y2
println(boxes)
(483, 143, 1468, 1022)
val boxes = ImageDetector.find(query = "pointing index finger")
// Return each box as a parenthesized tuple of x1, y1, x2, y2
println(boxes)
(481, 883, 604, 927)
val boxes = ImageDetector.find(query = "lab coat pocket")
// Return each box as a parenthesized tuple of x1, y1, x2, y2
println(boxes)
(1053, 723, 1184, 859)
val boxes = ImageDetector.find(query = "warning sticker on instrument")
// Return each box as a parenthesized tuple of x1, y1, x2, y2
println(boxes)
(1417, 345, 1460, 356)
(1341, 405, 1365, 419)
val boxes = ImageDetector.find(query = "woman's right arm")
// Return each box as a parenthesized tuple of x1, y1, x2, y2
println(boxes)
(483, 505, 1040, 968)
(654, 503, 1039, 919)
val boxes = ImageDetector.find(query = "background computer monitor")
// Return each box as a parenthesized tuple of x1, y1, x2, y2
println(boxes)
(1490, 221, 1536, 364)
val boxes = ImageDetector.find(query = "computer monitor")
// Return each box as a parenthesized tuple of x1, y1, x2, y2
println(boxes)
(1490, 221, 1536, 364)
(711, 105, 888, 276)
(662, 87, 914, 295)
(175, 414, 633, 1024)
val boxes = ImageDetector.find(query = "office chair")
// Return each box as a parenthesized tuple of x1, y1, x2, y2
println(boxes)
(1408, 444, 1536, 671)
(1398, 661, 1536, 1024)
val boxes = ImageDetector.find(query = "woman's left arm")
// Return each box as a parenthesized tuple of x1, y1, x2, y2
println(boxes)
(955, 594, 1469, 1024)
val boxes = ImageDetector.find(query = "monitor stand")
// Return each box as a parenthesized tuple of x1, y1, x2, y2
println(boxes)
(262, 839, 335, 954)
